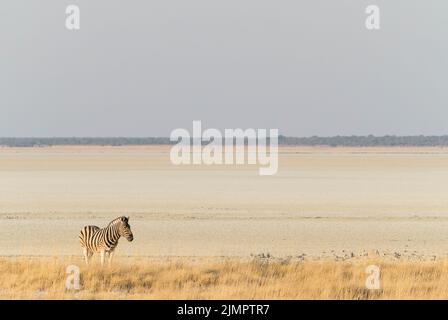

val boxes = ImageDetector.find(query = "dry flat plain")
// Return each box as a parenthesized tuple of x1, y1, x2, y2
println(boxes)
(1, 145, 448, 299)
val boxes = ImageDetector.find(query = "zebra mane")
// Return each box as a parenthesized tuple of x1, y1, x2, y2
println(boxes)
(107, 216, 125, 227)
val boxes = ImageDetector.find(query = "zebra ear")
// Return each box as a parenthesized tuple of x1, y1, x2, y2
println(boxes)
(127, 216, 130, 221)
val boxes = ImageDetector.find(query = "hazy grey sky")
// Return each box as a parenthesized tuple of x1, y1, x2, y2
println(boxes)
(1, 1, 447, 137)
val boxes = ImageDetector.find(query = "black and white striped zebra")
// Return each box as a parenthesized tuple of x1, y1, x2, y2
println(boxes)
(79, 216, 134, 266)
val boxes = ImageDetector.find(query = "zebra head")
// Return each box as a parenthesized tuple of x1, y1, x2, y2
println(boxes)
(119, 216, 134, 242)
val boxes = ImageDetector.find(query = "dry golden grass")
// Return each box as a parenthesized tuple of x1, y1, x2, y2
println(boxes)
(1, 257, 448, 299)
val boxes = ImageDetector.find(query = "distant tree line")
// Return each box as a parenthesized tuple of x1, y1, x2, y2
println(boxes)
(0, 137, 171, 147)
(2, 135, 448, 147)
(277, 135, 448, 147)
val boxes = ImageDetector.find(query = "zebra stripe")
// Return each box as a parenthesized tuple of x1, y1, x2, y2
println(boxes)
(79, 216, 134, 266)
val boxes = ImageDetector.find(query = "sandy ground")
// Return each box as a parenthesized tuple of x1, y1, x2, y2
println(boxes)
(1, 146, 448, 258)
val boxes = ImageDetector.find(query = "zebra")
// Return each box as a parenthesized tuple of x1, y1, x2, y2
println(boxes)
(78, 216, 134, 266)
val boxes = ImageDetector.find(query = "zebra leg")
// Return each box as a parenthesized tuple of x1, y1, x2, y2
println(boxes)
(83, 248, 89, 265)
(108, 250, 115, 267)
(100, 249, 106, 267)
